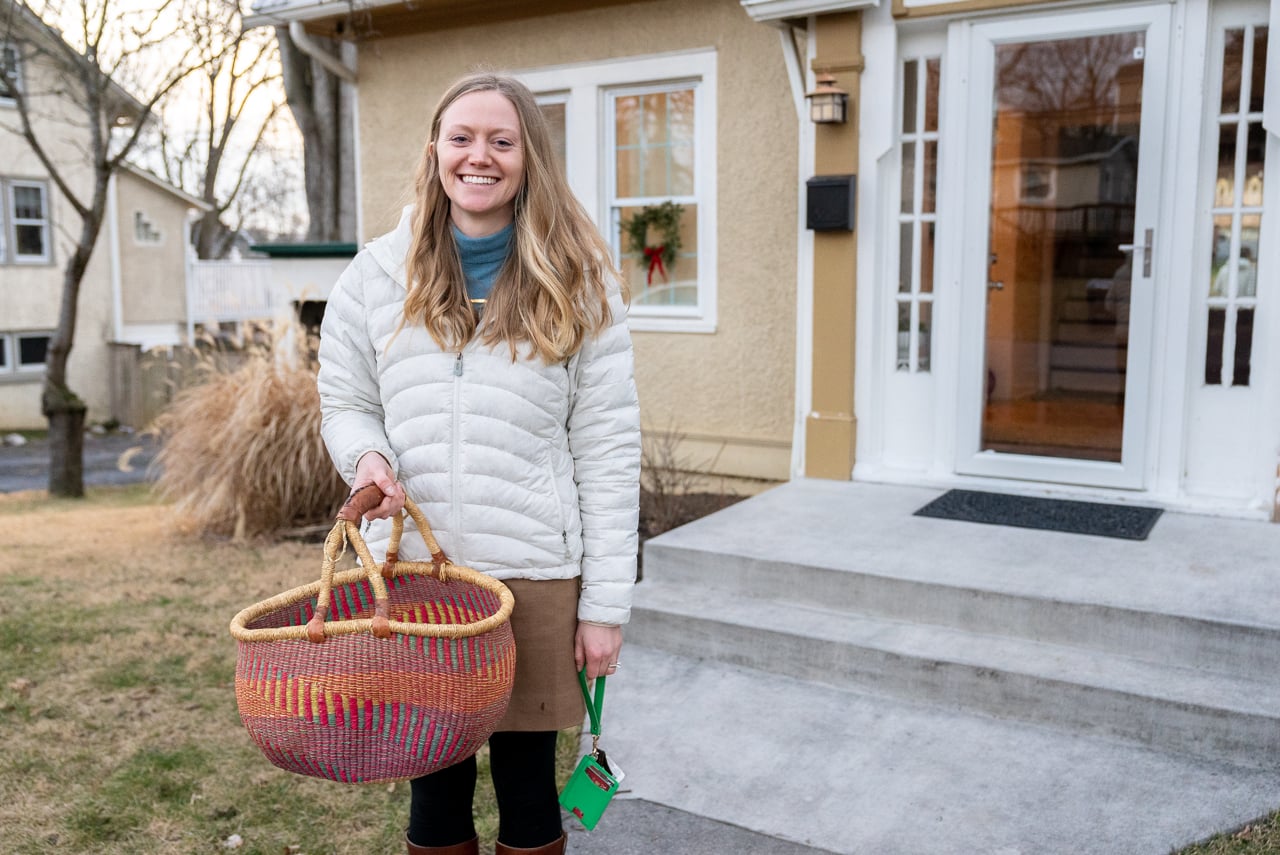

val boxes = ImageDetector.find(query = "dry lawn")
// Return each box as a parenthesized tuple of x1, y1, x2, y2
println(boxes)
(0, 486, 575, 855)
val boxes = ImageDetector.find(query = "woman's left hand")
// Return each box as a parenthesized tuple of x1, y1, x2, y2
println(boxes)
(575, 622, 623, 680)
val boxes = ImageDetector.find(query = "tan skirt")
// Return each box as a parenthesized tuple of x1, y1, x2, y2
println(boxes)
(493, 578, 586, 732)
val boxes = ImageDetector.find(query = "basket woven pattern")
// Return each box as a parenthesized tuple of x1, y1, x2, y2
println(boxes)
(230, 491, 516, 784)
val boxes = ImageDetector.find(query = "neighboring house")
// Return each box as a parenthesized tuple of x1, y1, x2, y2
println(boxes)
(246, 0, 1278, 519)
(0, 1, 258, 430)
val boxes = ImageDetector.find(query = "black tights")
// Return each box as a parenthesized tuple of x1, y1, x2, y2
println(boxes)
(407, 730, 563, 849)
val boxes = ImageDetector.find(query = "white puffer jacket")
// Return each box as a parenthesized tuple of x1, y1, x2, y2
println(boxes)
(317, 208, 641, 625)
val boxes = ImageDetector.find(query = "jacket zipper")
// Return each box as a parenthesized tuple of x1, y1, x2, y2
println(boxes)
(451, 351, 463, 561)
(544, 454, 571, 560)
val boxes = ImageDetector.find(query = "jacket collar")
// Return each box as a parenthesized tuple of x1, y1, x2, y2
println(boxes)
(366, 205, 414, 290)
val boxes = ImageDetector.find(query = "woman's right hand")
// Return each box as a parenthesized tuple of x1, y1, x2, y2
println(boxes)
(354, 452, 406, 520)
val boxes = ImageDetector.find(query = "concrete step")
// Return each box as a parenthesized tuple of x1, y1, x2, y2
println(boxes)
(640, 541, 1280, 680)
(629, 580, 1280, 768)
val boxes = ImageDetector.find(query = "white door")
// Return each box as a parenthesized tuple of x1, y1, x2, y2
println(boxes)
(953, 5, 1170, 489)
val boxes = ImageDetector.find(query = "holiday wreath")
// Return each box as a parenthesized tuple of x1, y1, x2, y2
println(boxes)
(621, 201, 684, 284)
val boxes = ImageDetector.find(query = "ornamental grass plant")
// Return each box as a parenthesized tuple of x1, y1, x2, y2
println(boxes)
(149, 328, 348, 540)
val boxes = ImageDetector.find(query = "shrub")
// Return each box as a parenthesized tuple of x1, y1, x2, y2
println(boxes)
(149, 332, 347, 540)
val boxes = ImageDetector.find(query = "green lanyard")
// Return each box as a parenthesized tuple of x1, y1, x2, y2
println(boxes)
(577, 669, 606, 756)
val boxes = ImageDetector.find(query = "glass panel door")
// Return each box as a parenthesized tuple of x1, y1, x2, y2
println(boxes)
(956, 6, 1169, 489)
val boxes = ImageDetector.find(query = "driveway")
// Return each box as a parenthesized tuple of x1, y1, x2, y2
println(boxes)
(0, 432, 158, 493)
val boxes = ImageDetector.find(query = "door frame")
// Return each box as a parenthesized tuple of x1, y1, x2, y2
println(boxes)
(947, 3, 1173, 490)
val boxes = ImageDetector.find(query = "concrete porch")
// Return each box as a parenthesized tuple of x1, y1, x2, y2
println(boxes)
(583, 479, 1280, 854)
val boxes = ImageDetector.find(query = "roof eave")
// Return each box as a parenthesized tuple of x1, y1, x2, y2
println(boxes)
(739, 0, 879, 23)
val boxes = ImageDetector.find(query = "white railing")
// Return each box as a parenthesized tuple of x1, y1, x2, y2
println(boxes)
(186, 259, 277, 330)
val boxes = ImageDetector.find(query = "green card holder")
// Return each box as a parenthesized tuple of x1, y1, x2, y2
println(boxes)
(559, 670, 619, 831)
(560, 751, 620, 830)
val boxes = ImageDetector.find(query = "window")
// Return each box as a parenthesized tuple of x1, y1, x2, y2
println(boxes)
(609, 85, 699, 309)
(520, 51, 717, 332)
(536, 94, 568, 172)
(0, 43, 19, 105)
(6, 180, 50, 263)
(134, 211, 163, 244)
(895, 56, 941, 373)
(1204, 25, 1267, 387)
(0, 331, 51, 377)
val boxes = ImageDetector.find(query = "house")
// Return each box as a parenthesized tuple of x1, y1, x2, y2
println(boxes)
(0, 1, 228, 430)
(245, 0, 1278, 519)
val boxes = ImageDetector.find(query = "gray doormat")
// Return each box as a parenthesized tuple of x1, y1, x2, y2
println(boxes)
(914, 489, 1162, 540)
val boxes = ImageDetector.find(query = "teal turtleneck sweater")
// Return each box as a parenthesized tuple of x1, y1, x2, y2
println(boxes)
(453, 222, 514, 313)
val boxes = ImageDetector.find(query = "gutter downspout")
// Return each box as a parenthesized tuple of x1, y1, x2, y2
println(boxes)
(107, 173, 124, 343)
(768, 19, 817, 478)
(288, 20, 357, 83)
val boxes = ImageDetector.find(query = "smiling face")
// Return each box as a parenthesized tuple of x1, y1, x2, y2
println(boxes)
(433, 89, 526, 238)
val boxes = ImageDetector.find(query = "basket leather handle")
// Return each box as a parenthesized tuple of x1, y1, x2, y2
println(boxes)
(338, 483, 387, 522)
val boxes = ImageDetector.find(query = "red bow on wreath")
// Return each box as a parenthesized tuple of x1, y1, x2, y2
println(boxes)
(643, 246, 668, 285)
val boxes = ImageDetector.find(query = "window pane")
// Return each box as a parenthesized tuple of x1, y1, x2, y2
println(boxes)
(615, 95, 640, 147)
(1250, 27, 1268, 114)
(0, 338, 8, 369)
(619, 203, 698, 307)
(902, 60, 918, 134)
(17, 335, 47, 366)
(898, 221, 913, 293)
(616, 147, 642, 198)
(918, 300, 932, 372)
(13, 185, 43, 219)
(1210, 215, 1232, 295)
(925, 59, 940, 132)
(1233, 308, 1254, 385)
(923, 140, 938, 213)
(15, 224, 44, 256)
(896, 301, 910, 370)
(1205, 308, 1225, 385)
(1216, 123, 1238, 205)
(1221, 28, 1244, 114)
(921, 221, 936, 294)
(1245, 122, 1266, 203)
(1239, 213, 1260, 297)
(669, 89, 695, 146)
(539, 101, 567, 171)
(901, 143, 916, 213)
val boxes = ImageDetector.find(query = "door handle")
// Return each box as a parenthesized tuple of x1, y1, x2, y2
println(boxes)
(988, 280, 1004, 291)
(1118, 228, 1153, 277)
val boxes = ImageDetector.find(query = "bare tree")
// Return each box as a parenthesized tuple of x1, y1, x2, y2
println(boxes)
(276, 25, 355, 242)
(0, 0, 199, 496)
(157, 0, 287, 258)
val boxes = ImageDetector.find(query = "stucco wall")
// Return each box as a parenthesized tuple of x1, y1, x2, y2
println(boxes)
(355, 0, 798, 480)
(116, 171, 192, 325)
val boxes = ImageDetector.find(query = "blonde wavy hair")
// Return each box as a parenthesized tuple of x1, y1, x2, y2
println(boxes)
(402, 72, 625, 363)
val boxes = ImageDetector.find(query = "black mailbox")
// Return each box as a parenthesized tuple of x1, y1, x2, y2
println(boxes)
(806, 174, 856, 232)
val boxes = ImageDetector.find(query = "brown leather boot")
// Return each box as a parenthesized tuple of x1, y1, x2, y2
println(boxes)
(494, 832, 568, 854)
(404, 835, 478, 855)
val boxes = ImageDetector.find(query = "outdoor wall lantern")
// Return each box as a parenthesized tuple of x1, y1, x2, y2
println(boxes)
(806, 73, 849, 125)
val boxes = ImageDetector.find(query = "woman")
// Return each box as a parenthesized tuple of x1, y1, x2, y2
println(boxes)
(317, 72, 641, 855)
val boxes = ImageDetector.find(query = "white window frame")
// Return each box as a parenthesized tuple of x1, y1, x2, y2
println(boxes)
(8, 179, 50, 263)
(0, 42, 20, 108)
(0, 331, 51, 377)
(517, 49, 719, 333)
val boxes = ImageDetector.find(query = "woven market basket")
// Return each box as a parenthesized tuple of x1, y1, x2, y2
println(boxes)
(229, 485, 516, 784)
